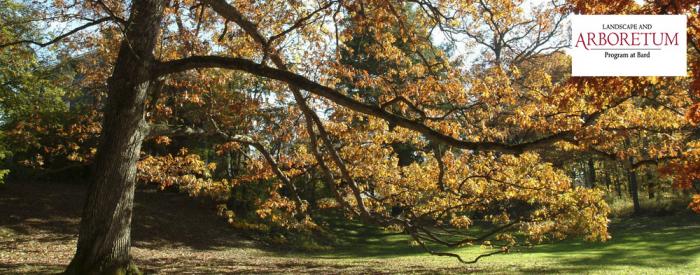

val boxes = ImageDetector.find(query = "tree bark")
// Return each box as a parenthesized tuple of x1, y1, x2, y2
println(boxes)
(225, 151, 233, 178)
(586, 158, 596, 188)
(65, 1, 164, 274)
(646, 170, 655, 199)
(614, 165, 623, 199)
(627, 161, 641, 215)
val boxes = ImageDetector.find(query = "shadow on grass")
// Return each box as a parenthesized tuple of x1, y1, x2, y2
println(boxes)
(305, 213, 428, 259)
(130, 187, 253, 250)
(514, 214, 700, 273)
(4, 181, 700, 274)
(307, 211, 700, 274)
(0, 181, 252, 251)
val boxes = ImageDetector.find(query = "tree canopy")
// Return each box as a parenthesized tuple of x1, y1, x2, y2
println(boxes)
(0, 0, 699, 273)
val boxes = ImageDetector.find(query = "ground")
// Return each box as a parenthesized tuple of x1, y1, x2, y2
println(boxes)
(1, 182, 700, 274)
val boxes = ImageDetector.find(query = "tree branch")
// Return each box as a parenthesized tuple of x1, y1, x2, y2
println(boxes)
(0, 17, 114, 49)
(153, 55, 570, 154)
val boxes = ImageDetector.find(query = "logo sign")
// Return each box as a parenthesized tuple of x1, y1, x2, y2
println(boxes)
(571, 15, 687, 77)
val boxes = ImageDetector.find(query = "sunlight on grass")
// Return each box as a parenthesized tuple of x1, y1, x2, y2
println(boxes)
(298, 213, 700, 274)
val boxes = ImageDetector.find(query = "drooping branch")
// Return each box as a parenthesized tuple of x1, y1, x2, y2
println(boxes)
(417, 220, 519, 248)
(208, 119, 307, 215)
(153, 55, 572, 154)
(303, 112, 361, 217)
(146, 120, 308, 214)
(407, 222, 510, 264)
(147, 1, 620, 265)
(203, 0, 374, 219)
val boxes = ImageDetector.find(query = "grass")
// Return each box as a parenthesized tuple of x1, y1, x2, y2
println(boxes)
(3, 182, 700, 274)
(292, 213, 700, 274)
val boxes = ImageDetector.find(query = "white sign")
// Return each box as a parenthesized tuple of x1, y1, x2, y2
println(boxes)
(570, 15, 687, 77)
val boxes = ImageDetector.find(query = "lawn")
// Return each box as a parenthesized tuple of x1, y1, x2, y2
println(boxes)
(302, 213, 700, 274)
(2, 182, 700, 274)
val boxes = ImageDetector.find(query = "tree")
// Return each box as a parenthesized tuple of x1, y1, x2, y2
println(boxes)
(0, 0, 79, 182)
(2, 0, 698, 273)
(59, 1, 166, 273)
(569, 0, 700, 213)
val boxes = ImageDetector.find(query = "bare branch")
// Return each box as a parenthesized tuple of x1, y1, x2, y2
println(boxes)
(268, 1, 336, 44)
(0, 17, 114, 49)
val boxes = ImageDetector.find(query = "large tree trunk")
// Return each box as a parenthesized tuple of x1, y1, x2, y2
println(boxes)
(65, 1, 164, 274)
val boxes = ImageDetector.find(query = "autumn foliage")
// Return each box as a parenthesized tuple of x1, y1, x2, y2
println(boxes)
(0, 0, 699, 267)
